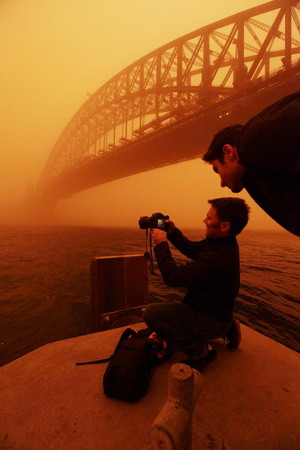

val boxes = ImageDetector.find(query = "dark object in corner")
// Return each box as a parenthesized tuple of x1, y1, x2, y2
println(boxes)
(76, 328, 169, 402)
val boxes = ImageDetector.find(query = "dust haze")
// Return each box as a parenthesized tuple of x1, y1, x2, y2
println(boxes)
(0, 0, 283, 231)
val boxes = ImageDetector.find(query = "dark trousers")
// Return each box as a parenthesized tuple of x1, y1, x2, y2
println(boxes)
(144, 301, 232, 356)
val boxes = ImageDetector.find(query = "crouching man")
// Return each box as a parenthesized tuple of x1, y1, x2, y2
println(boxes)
(144, 197, 250, 372)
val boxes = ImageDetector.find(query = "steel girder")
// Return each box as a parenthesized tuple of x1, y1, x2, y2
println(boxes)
(39, 0, 300, 191)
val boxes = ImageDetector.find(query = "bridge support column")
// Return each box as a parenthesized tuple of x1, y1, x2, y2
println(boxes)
(284, 3, 292, 68)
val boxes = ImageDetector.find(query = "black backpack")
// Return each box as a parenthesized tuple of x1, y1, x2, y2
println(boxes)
(76, 328, 161, 402)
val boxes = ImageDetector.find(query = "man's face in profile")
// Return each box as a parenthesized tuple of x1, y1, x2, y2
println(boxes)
(210, 145, 246, 193)
(203, 206, 229, 238)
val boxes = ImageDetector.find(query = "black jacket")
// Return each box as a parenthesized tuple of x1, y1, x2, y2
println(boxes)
(154, 228, 240, 321)
(237, 91, 300, 236)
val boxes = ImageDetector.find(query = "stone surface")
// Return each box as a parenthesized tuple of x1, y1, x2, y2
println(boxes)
(0, 324, 299, 450)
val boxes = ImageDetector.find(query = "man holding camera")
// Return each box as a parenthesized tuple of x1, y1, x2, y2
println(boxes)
(143, 197, 250, 371)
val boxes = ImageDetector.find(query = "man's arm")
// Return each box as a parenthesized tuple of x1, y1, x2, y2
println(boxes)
(151, 229, 214, 287)
(160, 220, 204, 260)
(153, 240, 215, 287)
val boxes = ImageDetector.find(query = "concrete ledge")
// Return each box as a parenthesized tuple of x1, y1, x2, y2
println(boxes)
(0, 324, 299, 450)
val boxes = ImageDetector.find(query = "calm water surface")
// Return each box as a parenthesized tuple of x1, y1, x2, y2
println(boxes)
(0, 224, 299, 366)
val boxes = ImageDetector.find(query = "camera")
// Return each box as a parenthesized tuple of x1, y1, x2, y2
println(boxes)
(138, 212, 170, 231)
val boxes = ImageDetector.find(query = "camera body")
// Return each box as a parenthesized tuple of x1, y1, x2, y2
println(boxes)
(139, 212, 169, 231)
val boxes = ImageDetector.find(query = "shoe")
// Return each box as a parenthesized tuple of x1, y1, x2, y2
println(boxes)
(225, 319, 241, 349)
(180, 344, 217, 372)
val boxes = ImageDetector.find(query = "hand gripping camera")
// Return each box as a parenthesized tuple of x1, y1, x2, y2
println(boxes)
(138, 213, 170, 276)
(138, 212, 169, 231)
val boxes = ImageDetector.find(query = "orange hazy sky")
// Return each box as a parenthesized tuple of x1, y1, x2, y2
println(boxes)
(0, 0, 288, 231)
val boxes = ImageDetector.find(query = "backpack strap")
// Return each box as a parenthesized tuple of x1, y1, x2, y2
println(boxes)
(114, 327, 136, 350)
(75, 328, 136, 366)
(75, 356, 112, 366)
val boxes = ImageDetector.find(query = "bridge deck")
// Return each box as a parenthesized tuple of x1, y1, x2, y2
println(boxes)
(0, 323, 299, 449)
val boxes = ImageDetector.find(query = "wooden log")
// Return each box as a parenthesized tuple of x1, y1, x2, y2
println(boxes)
(91, 254, 148, 331)
(99, 305, 147, 330)
(149, 363, 203, 450)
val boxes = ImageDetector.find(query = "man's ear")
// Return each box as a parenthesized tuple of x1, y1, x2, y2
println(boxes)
(221, 221, 231, 234)
(222, 144, 237, 161)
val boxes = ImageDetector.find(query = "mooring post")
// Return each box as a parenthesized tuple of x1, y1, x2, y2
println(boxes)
(90, 254, 148, 331)
(149, 363, 203, 450)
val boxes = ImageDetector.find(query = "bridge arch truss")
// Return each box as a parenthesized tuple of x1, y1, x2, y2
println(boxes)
(39, 0, 300, 196)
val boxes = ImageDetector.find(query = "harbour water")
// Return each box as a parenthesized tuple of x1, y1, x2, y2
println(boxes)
(0, 224, 299, 366)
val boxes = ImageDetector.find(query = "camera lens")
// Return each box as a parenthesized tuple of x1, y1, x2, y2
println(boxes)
(138, 216, 150, 229)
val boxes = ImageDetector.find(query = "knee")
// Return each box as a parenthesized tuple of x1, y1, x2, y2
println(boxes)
(143, 303, 159, 327)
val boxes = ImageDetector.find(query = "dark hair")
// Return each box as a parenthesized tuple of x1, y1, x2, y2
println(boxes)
(202, 124, 243, 163)
(208, 197, 250, 236)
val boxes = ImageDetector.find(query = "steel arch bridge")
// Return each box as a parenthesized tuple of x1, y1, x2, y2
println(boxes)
(37, 0, 300, 201)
